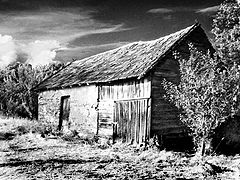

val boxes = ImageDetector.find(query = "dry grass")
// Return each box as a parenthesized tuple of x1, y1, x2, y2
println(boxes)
(0, 116, 38, 134)
(1, 116, 240, 180)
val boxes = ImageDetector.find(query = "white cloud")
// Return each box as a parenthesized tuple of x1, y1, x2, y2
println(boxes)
(163, 15, 172, 20)
(0, 34, 17, 68)
(0, 8, 133, 68)
(147, 8, 174, 14)
(0, 8, 130, 44)
(23, 40, 62, 67)
(0, 25, 130, 68)
(147, 7, 196, 14)
(0, 33, 64, 68)
(196, 5, 220, 14)
(56, 41, 130, 61)
(64, 23, 131, 43)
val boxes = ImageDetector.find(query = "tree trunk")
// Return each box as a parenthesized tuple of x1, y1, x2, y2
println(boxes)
(196, 137, 206, 156)
(200, 138, 206, 156)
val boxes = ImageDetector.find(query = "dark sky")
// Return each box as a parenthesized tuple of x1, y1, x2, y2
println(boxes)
(0, 0, 224, 66)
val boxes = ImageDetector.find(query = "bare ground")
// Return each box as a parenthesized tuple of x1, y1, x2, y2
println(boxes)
(0, 117, 240, 180)
(0, 134, 240, 180)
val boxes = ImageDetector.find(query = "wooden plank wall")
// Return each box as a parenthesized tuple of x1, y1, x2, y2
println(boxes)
(99, 78, 151, 100)
(98, 78, 151, 138)
(151, 55, 184, 136)
(113, 98, 151, 144)
(151, 28, 213, 136)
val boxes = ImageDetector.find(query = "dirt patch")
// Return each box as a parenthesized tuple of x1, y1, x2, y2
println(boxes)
(1, 137, 240, 180)
(0, 117, 240, 179)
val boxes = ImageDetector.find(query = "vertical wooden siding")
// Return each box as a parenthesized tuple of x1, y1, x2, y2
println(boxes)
(98, 78, 151, 138)
(113, 98, 151, 144)
(151, 56, 183, 135)
(99, 78, 151, 100)
(151, 29, 213, 136)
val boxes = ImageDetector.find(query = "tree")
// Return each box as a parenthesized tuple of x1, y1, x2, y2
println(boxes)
(162, 46, 240, 155)
(212, 0, 240, 65)
(161, 0, 240, 156)
(0, 62, 65, 119)
(210, 0, 240, 153)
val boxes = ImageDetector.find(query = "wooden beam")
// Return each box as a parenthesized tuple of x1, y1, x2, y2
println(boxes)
(113, 97, 151, 102)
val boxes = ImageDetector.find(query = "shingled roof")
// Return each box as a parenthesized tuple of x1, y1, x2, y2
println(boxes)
(35, 23, 207, 91)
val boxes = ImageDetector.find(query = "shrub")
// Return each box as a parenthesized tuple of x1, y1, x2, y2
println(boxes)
(0, 62, 65, 119)
(162, 46, 240, 156)
(212, 0, 240, 65)
(0, 115, 61, 139)
(0, 116, 38, 135)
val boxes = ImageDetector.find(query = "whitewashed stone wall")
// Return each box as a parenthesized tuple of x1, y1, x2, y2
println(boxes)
(38, 85, 98, 135)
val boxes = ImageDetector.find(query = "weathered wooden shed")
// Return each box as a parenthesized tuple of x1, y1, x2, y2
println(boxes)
(35, 23, 213, 144)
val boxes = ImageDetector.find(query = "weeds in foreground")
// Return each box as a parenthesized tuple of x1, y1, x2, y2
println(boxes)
(1, 116, 240, 179)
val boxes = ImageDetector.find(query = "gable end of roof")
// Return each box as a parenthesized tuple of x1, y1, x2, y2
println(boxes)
(34, 22, 211, 92)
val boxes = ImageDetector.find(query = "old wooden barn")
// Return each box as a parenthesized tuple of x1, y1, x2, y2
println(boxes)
(35, 23, 213, 144)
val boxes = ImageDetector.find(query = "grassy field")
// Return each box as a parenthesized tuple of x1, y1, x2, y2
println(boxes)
(0, 116, 240, 180)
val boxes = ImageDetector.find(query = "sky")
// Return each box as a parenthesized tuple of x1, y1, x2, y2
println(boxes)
(0, 0, 224, 67)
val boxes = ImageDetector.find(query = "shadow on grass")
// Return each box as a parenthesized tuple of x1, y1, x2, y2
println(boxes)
(0, 132, 15, 140)
(9, 147, 43, 152)
(1, 157, 116, 179)
(0, 158, 98, 167)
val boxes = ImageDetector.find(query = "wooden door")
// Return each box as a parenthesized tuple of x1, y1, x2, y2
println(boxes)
(113, 98, 151, 144)
(59, 96, 70, 130)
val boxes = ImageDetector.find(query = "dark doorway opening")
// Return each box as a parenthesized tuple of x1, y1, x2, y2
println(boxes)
(59, 95, 70, 130)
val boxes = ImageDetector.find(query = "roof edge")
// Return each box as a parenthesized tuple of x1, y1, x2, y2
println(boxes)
(36, 76, 142, 92)
(32, 60, 76, 92)
(34, 22, 210, 92)
(137, 22, 201, 79)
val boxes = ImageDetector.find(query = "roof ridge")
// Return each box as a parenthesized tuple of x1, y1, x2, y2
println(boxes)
(34, 22, 208, 92)
(137, 22, 200, 79)
(73, 23, 199, 65)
